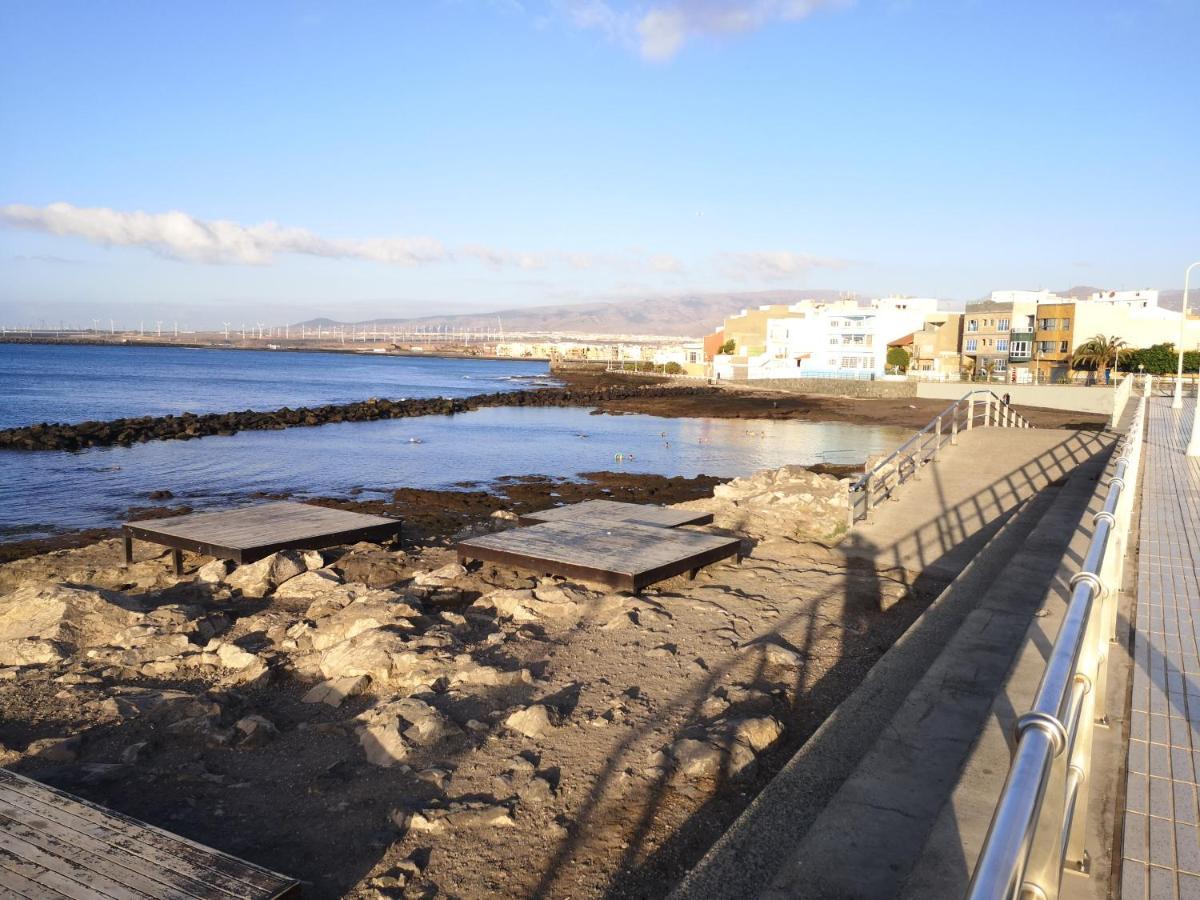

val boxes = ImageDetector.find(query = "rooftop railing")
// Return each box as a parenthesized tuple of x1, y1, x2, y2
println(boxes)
(965, 379, 1149, 900)
(847, 389, 1033, 528)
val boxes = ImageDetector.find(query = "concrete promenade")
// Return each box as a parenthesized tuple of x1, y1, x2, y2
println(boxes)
(1121, 397, 1200, 899)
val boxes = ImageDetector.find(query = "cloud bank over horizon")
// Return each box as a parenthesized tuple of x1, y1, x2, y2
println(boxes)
(0, 201, 841, 286)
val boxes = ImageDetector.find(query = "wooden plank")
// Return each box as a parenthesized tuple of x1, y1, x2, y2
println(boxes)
(458, 520, 740, 591)
(518, 500, 713, 529)
(0, 846, 78, 899)
(0, 771, 297, 899)
(0, 805, 207, 900)
(0, 822, 148, 899)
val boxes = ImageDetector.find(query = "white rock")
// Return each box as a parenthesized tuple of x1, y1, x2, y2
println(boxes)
(302, 550, 326, 570)
(504, 704, 556, 739)
(302, 675, 371, 707)
(412, 563, 466, 587)
(215, 642, 259, 671)
(0, 582, 142, 666)
(729, 715, 784, 753)
(196, 559, 232, 584)
(273, 569, 343, 600)
(225, 551, 307, 598)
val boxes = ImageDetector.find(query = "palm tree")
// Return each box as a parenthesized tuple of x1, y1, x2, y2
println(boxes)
(1072, 334, 1130, 384)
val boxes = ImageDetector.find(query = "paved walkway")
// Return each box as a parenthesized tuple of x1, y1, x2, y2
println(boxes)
(1122, 397, 1200, 899)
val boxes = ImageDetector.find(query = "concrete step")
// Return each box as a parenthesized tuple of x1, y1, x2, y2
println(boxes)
(755, 443, 1112, 899)
(669, 450, 1098, 899)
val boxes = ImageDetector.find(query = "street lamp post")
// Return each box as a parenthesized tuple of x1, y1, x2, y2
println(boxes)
(1173, 261, 1200, 409)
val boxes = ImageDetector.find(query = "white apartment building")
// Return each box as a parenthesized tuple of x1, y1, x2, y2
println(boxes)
(748, 297, 939, 379)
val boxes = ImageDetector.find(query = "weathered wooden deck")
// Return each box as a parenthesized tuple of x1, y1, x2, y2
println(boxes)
(517, 499, 714, 529)
(123, 501, 401, 573)
(0, 768, 299, 899)
(458, 519, 741, 591)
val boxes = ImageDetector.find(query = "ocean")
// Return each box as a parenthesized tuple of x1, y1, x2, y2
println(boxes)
(0, 343, 907, 538)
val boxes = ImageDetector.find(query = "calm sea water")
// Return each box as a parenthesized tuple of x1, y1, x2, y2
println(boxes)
(0, 344, 909, 539)
(0, 343, 554, 428)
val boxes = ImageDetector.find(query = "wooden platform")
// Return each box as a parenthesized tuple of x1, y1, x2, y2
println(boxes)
(517, 499, 714, 529)
(123, 501, 401, 574)
(457, 519, 741, 591)
(0, 768, 299, 899)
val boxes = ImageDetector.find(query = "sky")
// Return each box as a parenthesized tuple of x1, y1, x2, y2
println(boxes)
(1, 0, 1197, 329)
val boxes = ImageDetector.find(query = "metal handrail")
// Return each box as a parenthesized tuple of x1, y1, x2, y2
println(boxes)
(847, 390, 1034, 527)
(966, 387, 1148, 900)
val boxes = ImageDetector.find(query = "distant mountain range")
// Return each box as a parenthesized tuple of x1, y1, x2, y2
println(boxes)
(294, 290, 855, 338)
(294, 286, 1189, 339)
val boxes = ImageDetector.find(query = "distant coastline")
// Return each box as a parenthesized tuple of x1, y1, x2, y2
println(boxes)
(0, 333, 551, 362)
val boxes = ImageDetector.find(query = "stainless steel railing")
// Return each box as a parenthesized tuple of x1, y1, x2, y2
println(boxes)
(846, 390, 1034, 527)
(966, 385, 1148, 900)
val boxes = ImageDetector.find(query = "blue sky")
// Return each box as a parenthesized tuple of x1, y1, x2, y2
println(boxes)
(1, 0, 1197, 328)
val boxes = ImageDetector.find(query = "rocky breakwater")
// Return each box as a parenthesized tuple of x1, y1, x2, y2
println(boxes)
(0, 384, 720, 451)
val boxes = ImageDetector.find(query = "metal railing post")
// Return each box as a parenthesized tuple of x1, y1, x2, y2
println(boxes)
(934, 415, 942, 459)
(967, 395, 975, 430)
(952, 403, 960, 446)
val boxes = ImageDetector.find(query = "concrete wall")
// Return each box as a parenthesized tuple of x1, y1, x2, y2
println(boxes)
(736, 377, 918, 399)
(915, 380, 1116, 413)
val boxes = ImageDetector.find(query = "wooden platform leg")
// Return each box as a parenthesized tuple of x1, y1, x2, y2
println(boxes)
(687, 567, 699, 580)
(123, 532, 133, 565)
(171, 548, 183, 577)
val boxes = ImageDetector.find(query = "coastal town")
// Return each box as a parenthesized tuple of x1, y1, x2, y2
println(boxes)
(5, 287, 1193, 388)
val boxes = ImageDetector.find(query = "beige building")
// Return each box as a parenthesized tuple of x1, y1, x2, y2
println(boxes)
(911, 313, 964, 375)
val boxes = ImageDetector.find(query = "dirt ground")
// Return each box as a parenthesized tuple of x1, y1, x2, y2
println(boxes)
(0, 476, 936, 899)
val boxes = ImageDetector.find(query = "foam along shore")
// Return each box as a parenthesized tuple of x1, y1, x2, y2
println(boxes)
(0, 462, 930, 898)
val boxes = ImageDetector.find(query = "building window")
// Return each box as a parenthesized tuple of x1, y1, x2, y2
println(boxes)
(829, 336, 839, 345)
(1038, 318, 1055, 330)
(998, 318, 1010, 331)
(1010, 340, 1030, 356)
(1060, 341, 1068, 353)
(841, 356, 859, 368)
(1061, 319, 1070, 330)
(965, 338, 978, 352)
(1038, 340, 1057, 353)
(996, 339, 1009, 352)
(967, 320, 979, 332)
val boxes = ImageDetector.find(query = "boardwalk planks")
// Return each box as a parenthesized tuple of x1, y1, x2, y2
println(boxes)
(458, 519, 740, 591)
(123, 501, 401, 572)
(517, 499, 714, 529)
(0, 769, 300, 899)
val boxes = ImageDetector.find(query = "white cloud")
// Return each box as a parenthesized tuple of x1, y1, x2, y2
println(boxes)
(0, 202, 447, 266)
(719, 249, 845, 281)
(559, 0, 847, 60)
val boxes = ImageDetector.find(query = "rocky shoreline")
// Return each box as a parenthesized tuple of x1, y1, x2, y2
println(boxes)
(0, 462, 930, 899)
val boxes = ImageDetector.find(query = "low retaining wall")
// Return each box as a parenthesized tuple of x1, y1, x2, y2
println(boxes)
(915, 381, 1117, 413)
(733, 378, 917, 399)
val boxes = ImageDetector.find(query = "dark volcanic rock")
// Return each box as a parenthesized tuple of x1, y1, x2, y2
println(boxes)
(0, 385, 720, 452)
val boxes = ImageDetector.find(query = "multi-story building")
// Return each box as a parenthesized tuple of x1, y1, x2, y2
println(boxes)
(910, 313, 964, 376)
(749, 297, 939, 379)
(962, 295, 1043, 378)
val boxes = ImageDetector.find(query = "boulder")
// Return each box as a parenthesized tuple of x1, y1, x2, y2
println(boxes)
(669, 738, 724, 779)
(676, 465, 851, 543)
(504, 704, 556, 739)
(0, 583, 142, 665)
(273, 569, 343, 600)
(412, 563, 465, 587)
(196, 558, 232, 584)
(302, 675, 371, 707)
(728, 716, 784, 753)
(225, 551, 307, 598)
